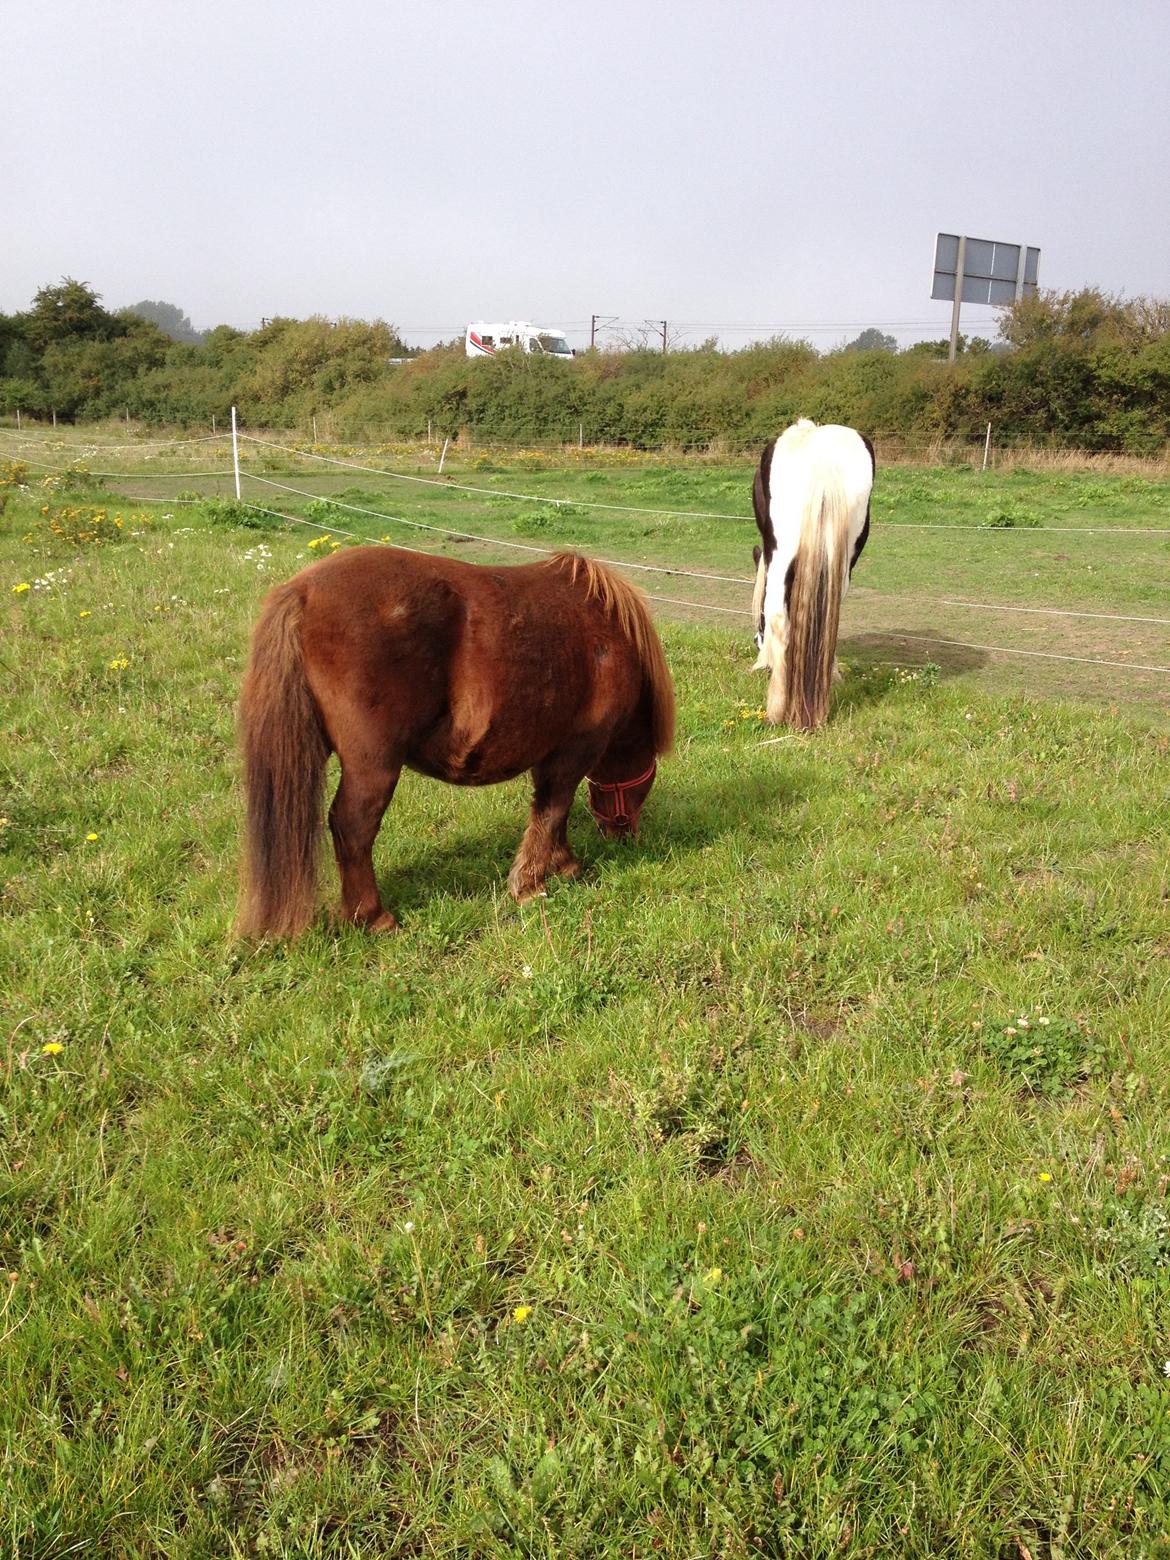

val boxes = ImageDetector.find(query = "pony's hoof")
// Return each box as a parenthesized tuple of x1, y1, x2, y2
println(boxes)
(369, 911, 399, 933)
(551, 857, 581, 880)
(509, 880, 548, 906)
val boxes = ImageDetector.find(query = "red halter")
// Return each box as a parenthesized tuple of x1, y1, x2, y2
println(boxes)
(585, 760, 657, 828)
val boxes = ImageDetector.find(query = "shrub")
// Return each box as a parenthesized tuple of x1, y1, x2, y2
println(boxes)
(200, 498, 273, 531)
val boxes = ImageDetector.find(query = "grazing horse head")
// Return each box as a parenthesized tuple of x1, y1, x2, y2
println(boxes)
(586, 757, 658, 839)
(750, 419, 875, 729)
(554, 549, 672, 840)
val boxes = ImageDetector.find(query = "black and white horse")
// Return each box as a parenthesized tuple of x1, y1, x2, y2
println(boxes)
(750, 419, 875, 729)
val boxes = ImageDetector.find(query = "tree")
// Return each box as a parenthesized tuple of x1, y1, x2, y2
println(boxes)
(842, 327, 896, 353)
(123, 299, 204, 345)
(24, 278, 118, 351)
(999, 287, 1169, 351)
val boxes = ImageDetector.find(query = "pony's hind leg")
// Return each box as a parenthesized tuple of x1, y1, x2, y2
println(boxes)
(328, 759, 401, 931)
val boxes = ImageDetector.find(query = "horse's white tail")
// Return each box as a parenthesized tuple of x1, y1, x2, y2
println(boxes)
(767, 465, 849, 729)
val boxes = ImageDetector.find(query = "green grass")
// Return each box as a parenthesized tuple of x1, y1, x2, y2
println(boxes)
(14, 426, 1168, 711)
(2, 450, 1170, 1556)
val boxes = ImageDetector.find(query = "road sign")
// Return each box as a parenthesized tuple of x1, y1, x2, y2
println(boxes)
(932, 232, 1040, 361)
(932, 233, 1040, 305)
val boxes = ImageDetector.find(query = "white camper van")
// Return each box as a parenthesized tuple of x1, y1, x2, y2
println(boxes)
(465, 322, 573, 359)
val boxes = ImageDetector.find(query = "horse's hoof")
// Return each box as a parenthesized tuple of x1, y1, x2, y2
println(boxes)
(510, 882, 547, 906)
(552, 858, 581, 880)
(368, 911, 399, 933)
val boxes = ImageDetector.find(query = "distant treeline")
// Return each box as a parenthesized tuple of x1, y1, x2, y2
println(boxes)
(2, 279, 1168, 452)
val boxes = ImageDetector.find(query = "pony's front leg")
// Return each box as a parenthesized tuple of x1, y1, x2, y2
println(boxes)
(328, 761, 401, 931)
(508, 769, 580, 903)
(548, 824, 582, 881)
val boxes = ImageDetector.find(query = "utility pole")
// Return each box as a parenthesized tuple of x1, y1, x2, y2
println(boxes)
(644, 320, 668, 353)
(590, 314, 617, 349)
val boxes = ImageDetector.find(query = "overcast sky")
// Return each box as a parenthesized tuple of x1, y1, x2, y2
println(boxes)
(7, 0, 1169, 351)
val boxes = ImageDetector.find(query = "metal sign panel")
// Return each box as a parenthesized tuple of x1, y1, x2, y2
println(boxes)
(932, 233, 1040, 305)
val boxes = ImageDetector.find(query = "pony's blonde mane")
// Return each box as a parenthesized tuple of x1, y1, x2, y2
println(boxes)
(548, 552, 675, 754)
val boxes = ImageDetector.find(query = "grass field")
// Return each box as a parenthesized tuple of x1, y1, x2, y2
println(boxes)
(3, 434, 1170, 1556)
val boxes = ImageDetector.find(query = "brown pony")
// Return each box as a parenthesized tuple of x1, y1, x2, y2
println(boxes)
(237, 545, 675, 937)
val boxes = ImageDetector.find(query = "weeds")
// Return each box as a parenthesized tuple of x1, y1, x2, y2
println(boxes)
(982, 1013, 1107, 1095)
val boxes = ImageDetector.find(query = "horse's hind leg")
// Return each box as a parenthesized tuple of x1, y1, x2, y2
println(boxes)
(764, 611, 790, 724)
(328, 758, 401, 931)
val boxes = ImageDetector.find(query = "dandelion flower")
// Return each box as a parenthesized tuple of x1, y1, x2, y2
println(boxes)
(85, 832, 99, 842)
(512, 1305, 533, 1324)
(704, 1267, 723, 1285)
(12, 582, 30, 595)
(79, 610, 91, 619)
(1038, 1172, 1052, 1183)
(42, 1041, 64, 1056)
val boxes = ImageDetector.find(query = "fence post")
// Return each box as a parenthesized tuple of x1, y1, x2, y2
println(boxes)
(438, 436, 450, 474)
(212, 414, 217, 436)
(15, 408, 20, 430)
(312, 415, 318, 443)
(982, 421, 992, 471)
(231, 405, 241, 500)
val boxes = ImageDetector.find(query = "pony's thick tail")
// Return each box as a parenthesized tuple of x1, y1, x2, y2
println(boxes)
(777, 470, 849, 730)
(236, 584, 329, 939)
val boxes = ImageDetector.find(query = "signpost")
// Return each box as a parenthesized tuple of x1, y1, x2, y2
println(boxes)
(932, 233, 1039, 362)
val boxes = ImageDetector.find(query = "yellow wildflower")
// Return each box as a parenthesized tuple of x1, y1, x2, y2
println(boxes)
(704, 1267, 723, 1285)
(1038, 1172, 1052, 1183)
(12, 583, 30, 594)
(42, 1042, 64, 1056)
(79, 610, 91, 618)
(512, 1305, 533, 1324)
